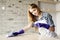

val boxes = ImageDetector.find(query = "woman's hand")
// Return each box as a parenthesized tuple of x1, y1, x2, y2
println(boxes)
(49, 27, 55, 32)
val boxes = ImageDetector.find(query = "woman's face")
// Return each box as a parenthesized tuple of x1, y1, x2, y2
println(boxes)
(29, 8, 39, 16)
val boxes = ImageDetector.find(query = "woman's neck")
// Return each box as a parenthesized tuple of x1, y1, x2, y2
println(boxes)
(38, 12, 42, 20)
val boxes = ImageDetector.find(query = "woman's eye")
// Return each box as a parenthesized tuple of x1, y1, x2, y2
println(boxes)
(33, 10, 36, 11)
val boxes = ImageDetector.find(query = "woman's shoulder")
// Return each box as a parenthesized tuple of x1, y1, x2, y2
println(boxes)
(42, 12, 52, 17)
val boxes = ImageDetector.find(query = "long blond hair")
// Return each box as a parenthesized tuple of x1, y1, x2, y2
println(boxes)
(28, 3, 42, 22)
(28, 3, 42, 32)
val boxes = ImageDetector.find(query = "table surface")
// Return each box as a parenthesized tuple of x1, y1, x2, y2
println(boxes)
(0, 33, 60, 40)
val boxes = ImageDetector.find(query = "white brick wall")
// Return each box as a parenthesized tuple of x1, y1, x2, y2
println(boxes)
(0, 0, 38, 35)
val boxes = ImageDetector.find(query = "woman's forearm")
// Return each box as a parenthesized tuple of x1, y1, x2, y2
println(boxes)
(22, 22, 33, 31)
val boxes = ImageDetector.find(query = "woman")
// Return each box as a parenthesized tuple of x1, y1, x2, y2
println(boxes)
(7, 3, 57, 37)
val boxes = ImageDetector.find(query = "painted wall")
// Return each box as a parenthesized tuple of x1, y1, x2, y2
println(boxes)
(56, 3, 60, 35)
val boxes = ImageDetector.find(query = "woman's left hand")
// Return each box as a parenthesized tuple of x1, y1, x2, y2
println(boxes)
(49, 27, 55, 32)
